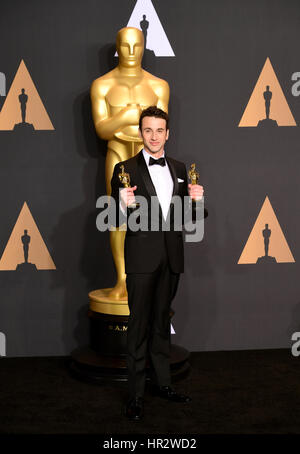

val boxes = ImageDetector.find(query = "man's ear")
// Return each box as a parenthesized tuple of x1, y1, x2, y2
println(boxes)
(138, 128, 142, 139)
(166, 129, 169, 140)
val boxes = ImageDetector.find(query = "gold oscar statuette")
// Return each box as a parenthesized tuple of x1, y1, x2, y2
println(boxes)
(118, 164, 131, 188)
(188, 163, 200, 201)
(118, 164, 139, 209)
(89, 26, 169, 314)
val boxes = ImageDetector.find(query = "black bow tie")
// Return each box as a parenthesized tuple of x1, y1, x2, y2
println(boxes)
(149, 156, 166, 167)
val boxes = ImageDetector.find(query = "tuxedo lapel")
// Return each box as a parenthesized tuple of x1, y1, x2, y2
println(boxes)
(165, 155, 179, 197)
(164, 155, 180, 224)
(137, 151, 157, 198)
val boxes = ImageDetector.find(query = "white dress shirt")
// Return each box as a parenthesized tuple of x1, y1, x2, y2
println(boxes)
(119, 149, 174, 221)
(142, 149, 174, 221)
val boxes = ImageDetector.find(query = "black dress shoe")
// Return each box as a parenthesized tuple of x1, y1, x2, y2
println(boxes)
(125, 397, 144, 421)
(153, 385, 191, 403)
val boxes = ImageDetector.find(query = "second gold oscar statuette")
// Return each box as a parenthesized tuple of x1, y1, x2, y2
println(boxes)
(188, 163, 201, 201)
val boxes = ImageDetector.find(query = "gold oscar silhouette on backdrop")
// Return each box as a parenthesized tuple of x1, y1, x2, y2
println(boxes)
(90, 27, 169, 315)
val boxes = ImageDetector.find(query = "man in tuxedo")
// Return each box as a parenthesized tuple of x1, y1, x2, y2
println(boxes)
(110, 106, 205, 421)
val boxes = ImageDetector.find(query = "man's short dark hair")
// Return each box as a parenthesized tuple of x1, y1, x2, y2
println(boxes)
(139, 106, 169, 130)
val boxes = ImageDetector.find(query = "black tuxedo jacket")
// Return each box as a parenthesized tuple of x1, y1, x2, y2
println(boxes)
(110, 151, 207, 274)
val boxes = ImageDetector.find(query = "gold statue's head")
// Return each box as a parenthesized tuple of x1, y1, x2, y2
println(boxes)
(116, 27, 144, 68)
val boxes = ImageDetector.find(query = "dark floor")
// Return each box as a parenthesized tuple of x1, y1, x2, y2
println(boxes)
(0, 349, 299, 434)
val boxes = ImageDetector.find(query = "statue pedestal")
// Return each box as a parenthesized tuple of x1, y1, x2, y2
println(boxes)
(13, 122, 35, 131)
(89, 288, 129, 316)
(16, 262, 37, 271)
(69, 343, 190, 384)
(256, 255, 277, 264)
(257, 118, 278, 128)
(69, 292, 191, 384)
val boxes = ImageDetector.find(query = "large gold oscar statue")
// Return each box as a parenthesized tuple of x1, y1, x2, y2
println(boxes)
(89, 27, 169, 315)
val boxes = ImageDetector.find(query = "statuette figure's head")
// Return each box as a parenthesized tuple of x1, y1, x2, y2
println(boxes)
(116, 27, 144, 68)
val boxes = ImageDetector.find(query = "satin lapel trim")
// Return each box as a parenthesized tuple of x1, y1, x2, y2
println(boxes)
(165, 156, 179, 196)
(137, 151, 157, 198)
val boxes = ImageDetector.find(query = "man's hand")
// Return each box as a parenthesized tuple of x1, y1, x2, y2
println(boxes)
(120, 185, 137, 209)
(188, 184, 204, 201)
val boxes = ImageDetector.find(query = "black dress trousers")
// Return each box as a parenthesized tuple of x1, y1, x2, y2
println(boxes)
(126, 233, 180, 400)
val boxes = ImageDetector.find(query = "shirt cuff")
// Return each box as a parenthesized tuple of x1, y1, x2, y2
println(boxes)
(120, 200, 127, 216)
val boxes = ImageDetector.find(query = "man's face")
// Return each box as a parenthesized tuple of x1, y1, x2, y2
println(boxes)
(117, 28, 144, 68)
(139, 116, 169, 156)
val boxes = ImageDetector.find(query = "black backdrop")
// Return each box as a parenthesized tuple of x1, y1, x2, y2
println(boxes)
(0, 0, 300, 357)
